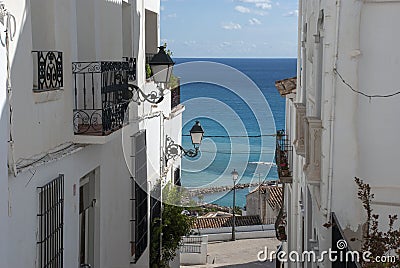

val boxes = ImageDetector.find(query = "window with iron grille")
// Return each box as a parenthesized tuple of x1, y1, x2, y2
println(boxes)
(37, 174, 64, 268)
(131, 131, 148, 263)
(32, 51, 64, 92)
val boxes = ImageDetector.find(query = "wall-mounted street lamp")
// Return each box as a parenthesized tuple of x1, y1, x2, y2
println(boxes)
(126, 46, 175, 104)
(165, 121, 205, 160)
(149, 46, 175, 84)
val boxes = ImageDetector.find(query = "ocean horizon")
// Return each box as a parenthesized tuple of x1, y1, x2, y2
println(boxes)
(174, 58, 297, 208)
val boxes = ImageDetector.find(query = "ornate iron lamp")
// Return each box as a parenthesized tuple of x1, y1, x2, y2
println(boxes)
(125, 46, 175, 104)
(149, 46, 175, 84)
(166, 121, 205, 160)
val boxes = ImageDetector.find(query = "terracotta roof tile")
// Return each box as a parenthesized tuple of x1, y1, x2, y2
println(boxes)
(193, 215, 262, 229)
(267, 186, 283, 210)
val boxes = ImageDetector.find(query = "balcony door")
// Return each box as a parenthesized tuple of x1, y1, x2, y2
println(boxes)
(79, 172, 96, 267)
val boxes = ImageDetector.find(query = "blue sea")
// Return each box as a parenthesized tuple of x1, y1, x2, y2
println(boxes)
(173, 58, 297, 208)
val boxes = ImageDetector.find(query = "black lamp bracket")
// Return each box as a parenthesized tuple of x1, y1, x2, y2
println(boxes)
(127, 84, 165, 104)
(165, 136, 199, 160)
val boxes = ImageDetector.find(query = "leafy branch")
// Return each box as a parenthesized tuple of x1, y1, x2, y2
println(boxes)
(355, 178, 400, 267)
(150, 184, 194, 268)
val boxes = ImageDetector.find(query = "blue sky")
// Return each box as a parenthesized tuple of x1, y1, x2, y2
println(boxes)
(160, 0, 299, 58)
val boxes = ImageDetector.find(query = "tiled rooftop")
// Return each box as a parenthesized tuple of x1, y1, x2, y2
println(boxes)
(193, 215, 262, 229)
(248, 185, 283, 211)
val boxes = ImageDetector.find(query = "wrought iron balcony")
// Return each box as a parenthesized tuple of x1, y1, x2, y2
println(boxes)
(123, 57, 137, 82)
(72, 61, 132, 136)
(275, 131, 293, 183)
(32, 51, 63, 91)
(171, 77, 181, 110)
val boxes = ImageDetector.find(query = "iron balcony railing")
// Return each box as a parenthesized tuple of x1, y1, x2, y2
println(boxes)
(171, 78, 181, 110)
(33, 51, 63, 91)
(275, 131, 293, 183)
(72, 61, 133, 136)
(123, 57, 137, 82)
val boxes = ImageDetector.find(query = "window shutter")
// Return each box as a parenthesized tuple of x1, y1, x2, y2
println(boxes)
(130, 131, 148, 263)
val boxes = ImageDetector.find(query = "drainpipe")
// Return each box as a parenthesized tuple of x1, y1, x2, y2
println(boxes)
(1, 3, 17, 176)
(326, 0, 341, 222)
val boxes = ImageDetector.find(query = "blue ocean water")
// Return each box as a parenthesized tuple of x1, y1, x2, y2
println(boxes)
(174, 58, 297, 208)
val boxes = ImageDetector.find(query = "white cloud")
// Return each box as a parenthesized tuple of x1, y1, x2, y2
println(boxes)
(238, 0, 272, 11)
(184, 40, 197, 46)
(220, 42, 232, 47)
(222, 22, 242, 30)
(166, 13, 177, 18)
(235, 5, 251, 13)
(283, 10, 298, 17)
(239, 0, 268, 3)
(249, 18, 261, 25)
(160, 6, 165, 11)
(253, 10, 267, 16)
(255, 2, 272, 10)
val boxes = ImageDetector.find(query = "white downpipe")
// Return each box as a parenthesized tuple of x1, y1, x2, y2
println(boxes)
(0, 3, 17, 176)
(327, 0, 341, 222)
(160, 105, 165, 181)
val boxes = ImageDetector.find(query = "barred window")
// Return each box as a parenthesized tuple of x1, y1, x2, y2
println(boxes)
(37, 174, 64, 268)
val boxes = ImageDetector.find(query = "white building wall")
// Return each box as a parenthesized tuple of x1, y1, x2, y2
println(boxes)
(7, 136, 132, 268)
(285, 0, 400, 267)
(3, 0, 181, 267)
(7, 0, 75, 161)
(144, 0, 160, 15)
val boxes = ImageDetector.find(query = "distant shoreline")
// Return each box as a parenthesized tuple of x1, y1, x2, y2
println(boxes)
(187, 181, 278, 196)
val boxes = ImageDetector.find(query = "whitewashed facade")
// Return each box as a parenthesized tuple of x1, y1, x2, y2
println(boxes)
(0, 0, 183, 267)
(281, 0, 400, 267)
